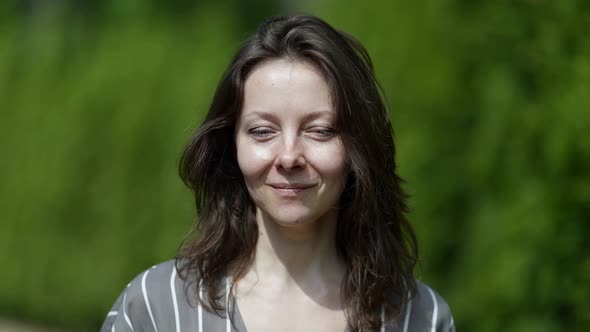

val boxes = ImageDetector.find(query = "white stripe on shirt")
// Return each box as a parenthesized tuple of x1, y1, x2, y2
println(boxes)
(122, 293, 134, 331)
(198, 282, 203, 332)
(403, 298, 412, 332)
(170, 267, 181, 332)
(226, 278, 231, 332)
(141, 270, 159, 332)
(427, 286, 438, 332)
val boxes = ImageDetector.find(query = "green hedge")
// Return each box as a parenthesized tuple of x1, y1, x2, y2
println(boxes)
(0, 6, 238, 330)
(1, 1, 588, 331)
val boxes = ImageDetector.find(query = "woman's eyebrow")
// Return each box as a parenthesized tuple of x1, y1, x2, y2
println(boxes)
(243, 110, 333, 123)
(243, 111, 281, 123)
(300, 110, 333, 123)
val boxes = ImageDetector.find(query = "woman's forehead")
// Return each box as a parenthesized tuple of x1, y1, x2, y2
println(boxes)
(240, 60, 335, 120)
(244, 60, 328, 93)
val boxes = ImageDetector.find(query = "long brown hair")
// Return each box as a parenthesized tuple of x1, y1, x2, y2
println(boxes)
(177, 15, 418, 331)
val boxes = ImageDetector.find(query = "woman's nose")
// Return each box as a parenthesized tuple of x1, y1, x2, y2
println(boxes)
(274, 136, 306, 171)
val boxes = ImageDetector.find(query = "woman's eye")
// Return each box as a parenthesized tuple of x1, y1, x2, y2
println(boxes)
(309, 127, 335, 139)
(248, 128, 275, 138)
(307, 127, 336, 140)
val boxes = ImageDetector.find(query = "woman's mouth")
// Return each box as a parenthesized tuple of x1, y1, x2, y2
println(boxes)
(268, 184, 315, 197)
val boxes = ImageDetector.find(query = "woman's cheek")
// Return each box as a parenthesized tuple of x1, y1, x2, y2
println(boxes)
(237, 144, 275, 177)
(312, 143, 347, 174)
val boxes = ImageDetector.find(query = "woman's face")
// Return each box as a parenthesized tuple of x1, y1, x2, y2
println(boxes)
(235, 60, 347, 229)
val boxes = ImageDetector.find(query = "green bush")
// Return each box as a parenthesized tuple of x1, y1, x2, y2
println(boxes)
(0, 5, 238, 330)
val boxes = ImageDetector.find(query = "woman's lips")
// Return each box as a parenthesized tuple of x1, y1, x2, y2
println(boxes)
(268, 184, 315, 197)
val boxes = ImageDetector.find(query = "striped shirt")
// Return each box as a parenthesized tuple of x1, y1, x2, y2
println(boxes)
(100, 260, 455, 332)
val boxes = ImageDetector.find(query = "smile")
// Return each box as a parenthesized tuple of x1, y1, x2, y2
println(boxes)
(268, 184, 315, 197)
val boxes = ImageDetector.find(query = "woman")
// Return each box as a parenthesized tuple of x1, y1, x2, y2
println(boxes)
(101, 15, 455, 332)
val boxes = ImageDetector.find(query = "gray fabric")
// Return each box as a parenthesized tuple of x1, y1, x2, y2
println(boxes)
(100, 260, 455, 332)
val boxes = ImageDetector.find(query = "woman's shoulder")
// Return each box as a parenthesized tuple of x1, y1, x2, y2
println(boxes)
(395, 280, 455, 332)
(119, 259, 191, 303)
(99, 259, 200, 332)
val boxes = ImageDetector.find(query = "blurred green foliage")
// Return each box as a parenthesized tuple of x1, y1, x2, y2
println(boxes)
(1, 0, 588, 331)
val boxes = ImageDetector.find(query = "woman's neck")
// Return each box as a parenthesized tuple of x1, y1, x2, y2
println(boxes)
(248, 208, 345, 291)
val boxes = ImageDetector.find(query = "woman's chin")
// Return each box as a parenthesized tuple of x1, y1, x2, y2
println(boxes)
(270, 215, 312, 227)
(260, 208, 337, 232)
